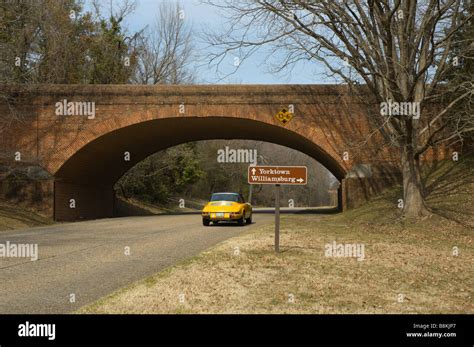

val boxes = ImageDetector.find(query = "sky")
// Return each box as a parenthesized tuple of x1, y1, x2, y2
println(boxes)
(88, 0, 329, 84)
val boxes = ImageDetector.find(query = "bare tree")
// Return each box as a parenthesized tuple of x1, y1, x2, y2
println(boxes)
(133, 2, 194, 84)
(204, 0, 473, 218)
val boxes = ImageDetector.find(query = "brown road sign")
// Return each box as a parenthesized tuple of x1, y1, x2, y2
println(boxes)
(248, 165, 307, 185)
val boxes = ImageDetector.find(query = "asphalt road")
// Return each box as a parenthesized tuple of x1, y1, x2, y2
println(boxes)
(0, 214, 274, 314)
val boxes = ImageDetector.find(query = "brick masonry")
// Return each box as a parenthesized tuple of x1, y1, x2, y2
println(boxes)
(0, 84, 452, 221)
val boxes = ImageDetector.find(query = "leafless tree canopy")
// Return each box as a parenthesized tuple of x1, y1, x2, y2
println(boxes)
(0, 0, 196, 182)
(133, 2, 194, 84)
(204, 0, 473, 218)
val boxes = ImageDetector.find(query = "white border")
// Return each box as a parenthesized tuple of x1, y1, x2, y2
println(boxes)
(247, 165, 308, 185)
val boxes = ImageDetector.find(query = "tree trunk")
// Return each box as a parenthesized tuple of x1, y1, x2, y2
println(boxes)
(401, 148, 430, 218)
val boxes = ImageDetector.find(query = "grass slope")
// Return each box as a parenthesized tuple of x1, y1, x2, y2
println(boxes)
(79, 157, 473, 314)
(0, 199, 53, 231)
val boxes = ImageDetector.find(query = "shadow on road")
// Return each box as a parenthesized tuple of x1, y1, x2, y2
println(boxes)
(117, 207, 341, 217)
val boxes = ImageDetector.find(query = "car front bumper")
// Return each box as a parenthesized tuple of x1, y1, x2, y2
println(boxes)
(202, 212, 243, 221)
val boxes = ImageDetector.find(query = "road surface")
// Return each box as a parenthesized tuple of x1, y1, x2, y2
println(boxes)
(0, 214, 273, 313)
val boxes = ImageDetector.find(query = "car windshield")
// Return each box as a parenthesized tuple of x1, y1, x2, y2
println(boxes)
(211, 193, 242, 203)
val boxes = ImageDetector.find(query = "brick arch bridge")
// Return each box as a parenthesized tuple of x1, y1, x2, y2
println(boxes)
(1, 84, 443, 221)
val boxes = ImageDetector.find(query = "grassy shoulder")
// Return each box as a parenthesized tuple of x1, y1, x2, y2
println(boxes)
(0, 199, 53, 231)
(78, 159, 473, 314)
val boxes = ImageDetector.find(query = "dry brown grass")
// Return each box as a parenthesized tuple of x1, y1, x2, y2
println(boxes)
(0, 199, 52, 231)
(79, 156, 473, 314)
(79, 212, 473, 314)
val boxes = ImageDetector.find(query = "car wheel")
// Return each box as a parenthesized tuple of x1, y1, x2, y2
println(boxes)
(202, 218, 210, 226)
(245, 215, 252, 224)
(237, 216, 245, 226)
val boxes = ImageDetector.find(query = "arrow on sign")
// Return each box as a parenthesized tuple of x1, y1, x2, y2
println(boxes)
(297, 178, 304, 183)
(251, 168, 256, 175)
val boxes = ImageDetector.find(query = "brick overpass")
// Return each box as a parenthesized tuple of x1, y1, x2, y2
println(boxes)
(0, 84, 447, 221)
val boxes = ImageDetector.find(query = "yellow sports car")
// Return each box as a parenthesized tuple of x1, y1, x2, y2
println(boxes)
(202, 192, 252, 226)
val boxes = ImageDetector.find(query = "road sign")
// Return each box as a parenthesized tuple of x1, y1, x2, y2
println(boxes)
(248, 165, 307, 185)
(248, 165, 307, 253)
(275, 108, 294, 125)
